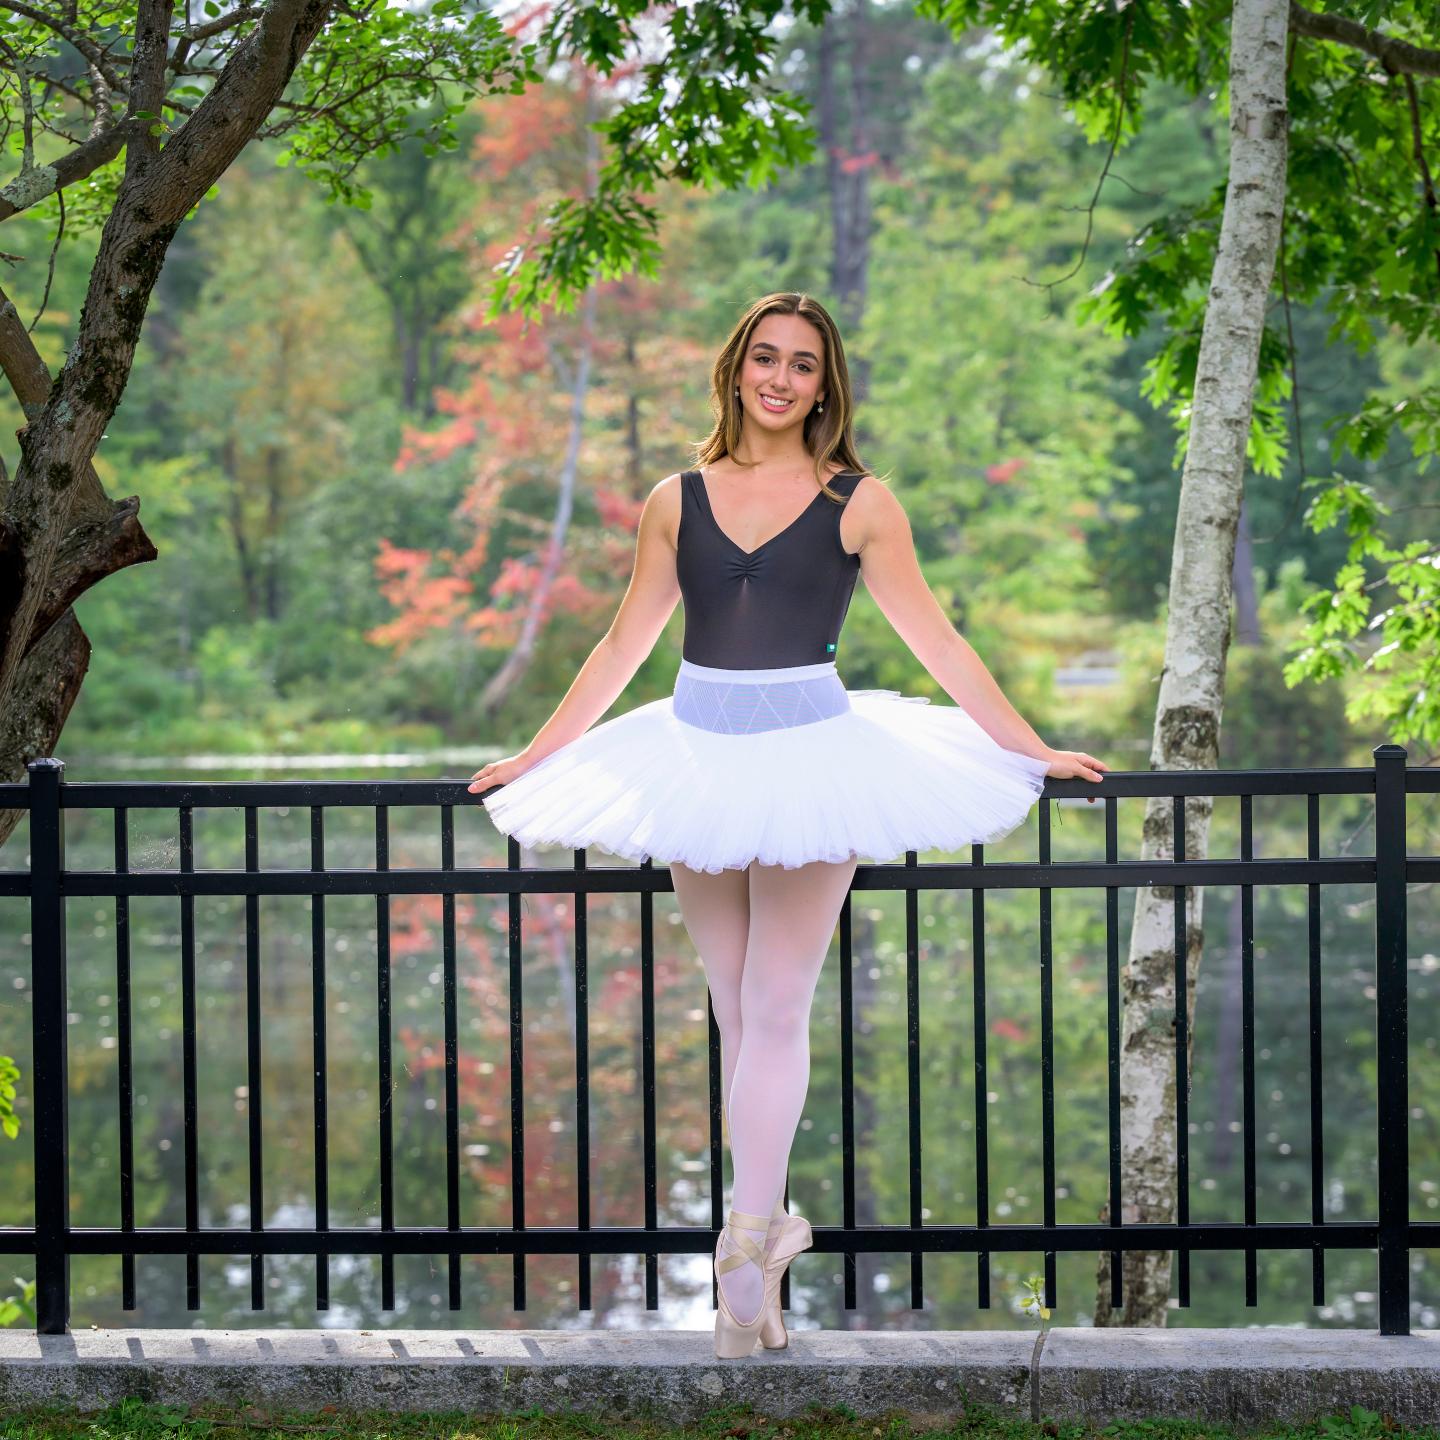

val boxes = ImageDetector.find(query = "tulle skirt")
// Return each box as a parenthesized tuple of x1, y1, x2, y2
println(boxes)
(478, 657, 1051, 874)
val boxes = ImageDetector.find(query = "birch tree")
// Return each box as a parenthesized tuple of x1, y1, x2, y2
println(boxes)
(1098, 0, 1440, 1328)
(1093, 0, 1291, 1325)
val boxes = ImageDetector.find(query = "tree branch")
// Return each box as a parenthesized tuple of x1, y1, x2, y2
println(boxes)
(0, 1, 129, 94)
(1399, 68, 1440, 284)
(1289, 1, 1440, 76)
(173, 4, 265, 62)
(0, 118, 128, 223)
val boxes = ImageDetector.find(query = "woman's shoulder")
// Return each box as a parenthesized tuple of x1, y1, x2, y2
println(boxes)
(651, 468, 699, 501)
(647, 470, 700, 551)
(836, 468, 905, 554)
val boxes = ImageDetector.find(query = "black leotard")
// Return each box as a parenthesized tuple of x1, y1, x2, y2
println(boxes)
(677, 468, 864, 669)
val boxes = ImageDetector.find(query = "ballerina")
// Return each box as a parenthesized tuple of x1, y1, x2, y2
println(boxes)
(469, 290, 1108, 1355)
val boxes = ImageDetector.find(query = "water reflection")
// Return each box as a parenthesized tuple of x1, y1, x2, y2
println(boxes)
(1, 757, 1437, 1330)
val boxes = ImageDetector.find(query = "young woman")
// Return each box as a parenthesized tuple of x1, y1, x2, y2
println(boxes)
(469, 292, 1108, 1356)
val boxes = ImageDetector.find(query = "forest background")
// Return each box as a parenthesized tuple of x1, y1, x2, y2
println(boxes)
(6, 9, 1414, 767)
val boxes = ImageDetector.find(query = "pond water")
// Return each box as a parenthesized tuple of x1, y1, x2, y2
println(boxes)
(2, 751, 1437, 1332)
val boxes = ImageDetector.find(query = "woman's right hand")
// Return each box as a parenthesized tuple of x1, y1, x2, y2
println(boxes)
(467, 752, 535, 796)
(1039, 746, 1109, 801)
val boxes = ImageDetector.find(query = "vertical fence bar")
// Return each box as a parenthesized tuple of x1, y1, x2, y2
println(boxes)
(508, 834, 527, 1307)
(574, 848, 592, 1311)
(114, 805, 137, 1313)
(179, 803, 200, 1310)
(1240, 793, 1257, 1306)
(28, 758, 69, 1336)
(708, 973, 725, 1310)
(1374, 743, 1409, 1335)
(1172, 793, 1190, 1307)
(840, 887, 857, 1311)
(1104, 796, 1122, 1309)
(376, 805, 395, 1310)
(1038, 805, 1056, 1310)
(972, 842, 990, 1309)
(905, 853, 924, 1307)
(1307, 792, 1326, 1306)
(441, 804, 461, 1310)
(779, 845, 802, 1313)
(310, 804, 330, 1311)
(245, 805, 265, 1310)
(640, 857, 659, 1310)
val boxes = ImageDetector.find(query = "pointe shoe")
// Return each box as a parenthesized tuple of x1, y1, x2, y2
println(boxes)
(714, 1207, 773, 1358)
(714, 1204, 814, 1358)
(758, 1198, 788, 1349)
(759, 1201, 812, 1350)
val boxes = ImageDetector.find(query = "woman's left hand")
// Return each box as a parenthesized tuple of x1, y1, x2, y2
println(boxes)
(1041, 747, 1110, 801)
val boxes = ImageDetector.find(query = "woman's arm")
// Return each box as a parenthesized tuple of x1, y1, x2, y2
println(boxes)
(481, 474, 683, 776)
(848, 478, 1102, 782)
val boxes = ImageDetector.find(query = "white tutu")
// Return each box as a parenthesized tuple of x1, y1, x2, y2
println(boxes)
(479, 657, 1050, 874)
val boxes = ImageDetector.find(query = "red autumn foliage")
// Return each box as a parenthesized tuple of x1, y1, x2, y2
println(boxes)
(369, 50, 702, 668)
(985, 458, 1026, 485)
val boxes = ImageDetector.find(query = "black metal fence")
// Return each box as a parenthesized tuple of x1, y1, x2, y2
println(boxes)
(0, 746, 1432, 1337)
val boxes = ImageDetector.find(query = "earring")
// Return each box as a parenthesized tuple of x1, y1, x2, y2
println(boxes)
(816, 399, 824, 413)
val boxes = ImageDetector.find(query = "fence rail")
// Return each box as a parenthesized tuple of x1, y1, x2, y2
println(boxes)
(2, 746, 1433, 1337)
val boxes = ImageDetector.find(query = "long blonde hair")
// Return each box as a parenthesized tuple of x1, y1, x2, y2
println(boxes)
(692, 292, 882, 504)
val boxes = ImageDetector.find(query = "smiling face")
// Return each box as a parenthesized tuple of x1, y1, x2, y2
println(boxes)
(736, 312, 827, 433)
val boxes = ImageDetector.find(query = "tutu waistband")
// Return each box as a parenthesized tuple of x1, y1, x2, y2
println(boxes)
(676, 657, 840, 683)
(673, 657, 850, 735)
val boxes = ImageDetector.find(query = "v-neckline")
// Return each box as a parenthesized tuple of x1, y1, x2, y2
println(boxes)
(695, 468, 853, 559)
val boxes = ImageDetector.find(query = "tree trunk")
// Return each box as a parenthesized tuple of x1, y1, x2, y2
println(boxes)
(264, 440, 284, 624)
(1093, 0, 1290, 1327)
(223, 435, 261, 622)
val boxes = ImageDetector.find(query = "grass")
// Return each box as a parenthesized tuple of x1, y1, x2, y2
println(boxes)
(0, 1401, 1431, 1440)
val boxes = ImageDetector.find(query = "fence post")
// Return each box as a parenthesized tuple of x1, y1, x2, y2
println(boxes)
(1373, 742, 1408, 1336)
(27, 757, 70, 1336)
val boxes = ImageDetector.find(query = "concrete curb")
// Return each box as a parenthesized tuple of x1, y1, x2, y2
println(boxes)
(1, 1327, 1436, 1426)
(1041, 1328, 1440, 1425)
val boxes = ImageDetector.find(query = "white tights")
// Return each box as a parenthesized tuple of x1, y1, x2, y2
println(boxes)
(670, 855, 859, 1325)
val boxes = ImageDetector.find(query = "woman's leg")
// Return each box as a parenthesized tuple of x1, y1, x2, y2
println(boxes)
(669, 861, 750, 1126)
(718, 855, 859, 1323)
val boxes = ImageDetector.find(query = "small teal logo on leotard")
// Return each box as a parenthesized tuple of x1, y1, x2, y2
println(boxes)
(826, 643, 836, 652)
